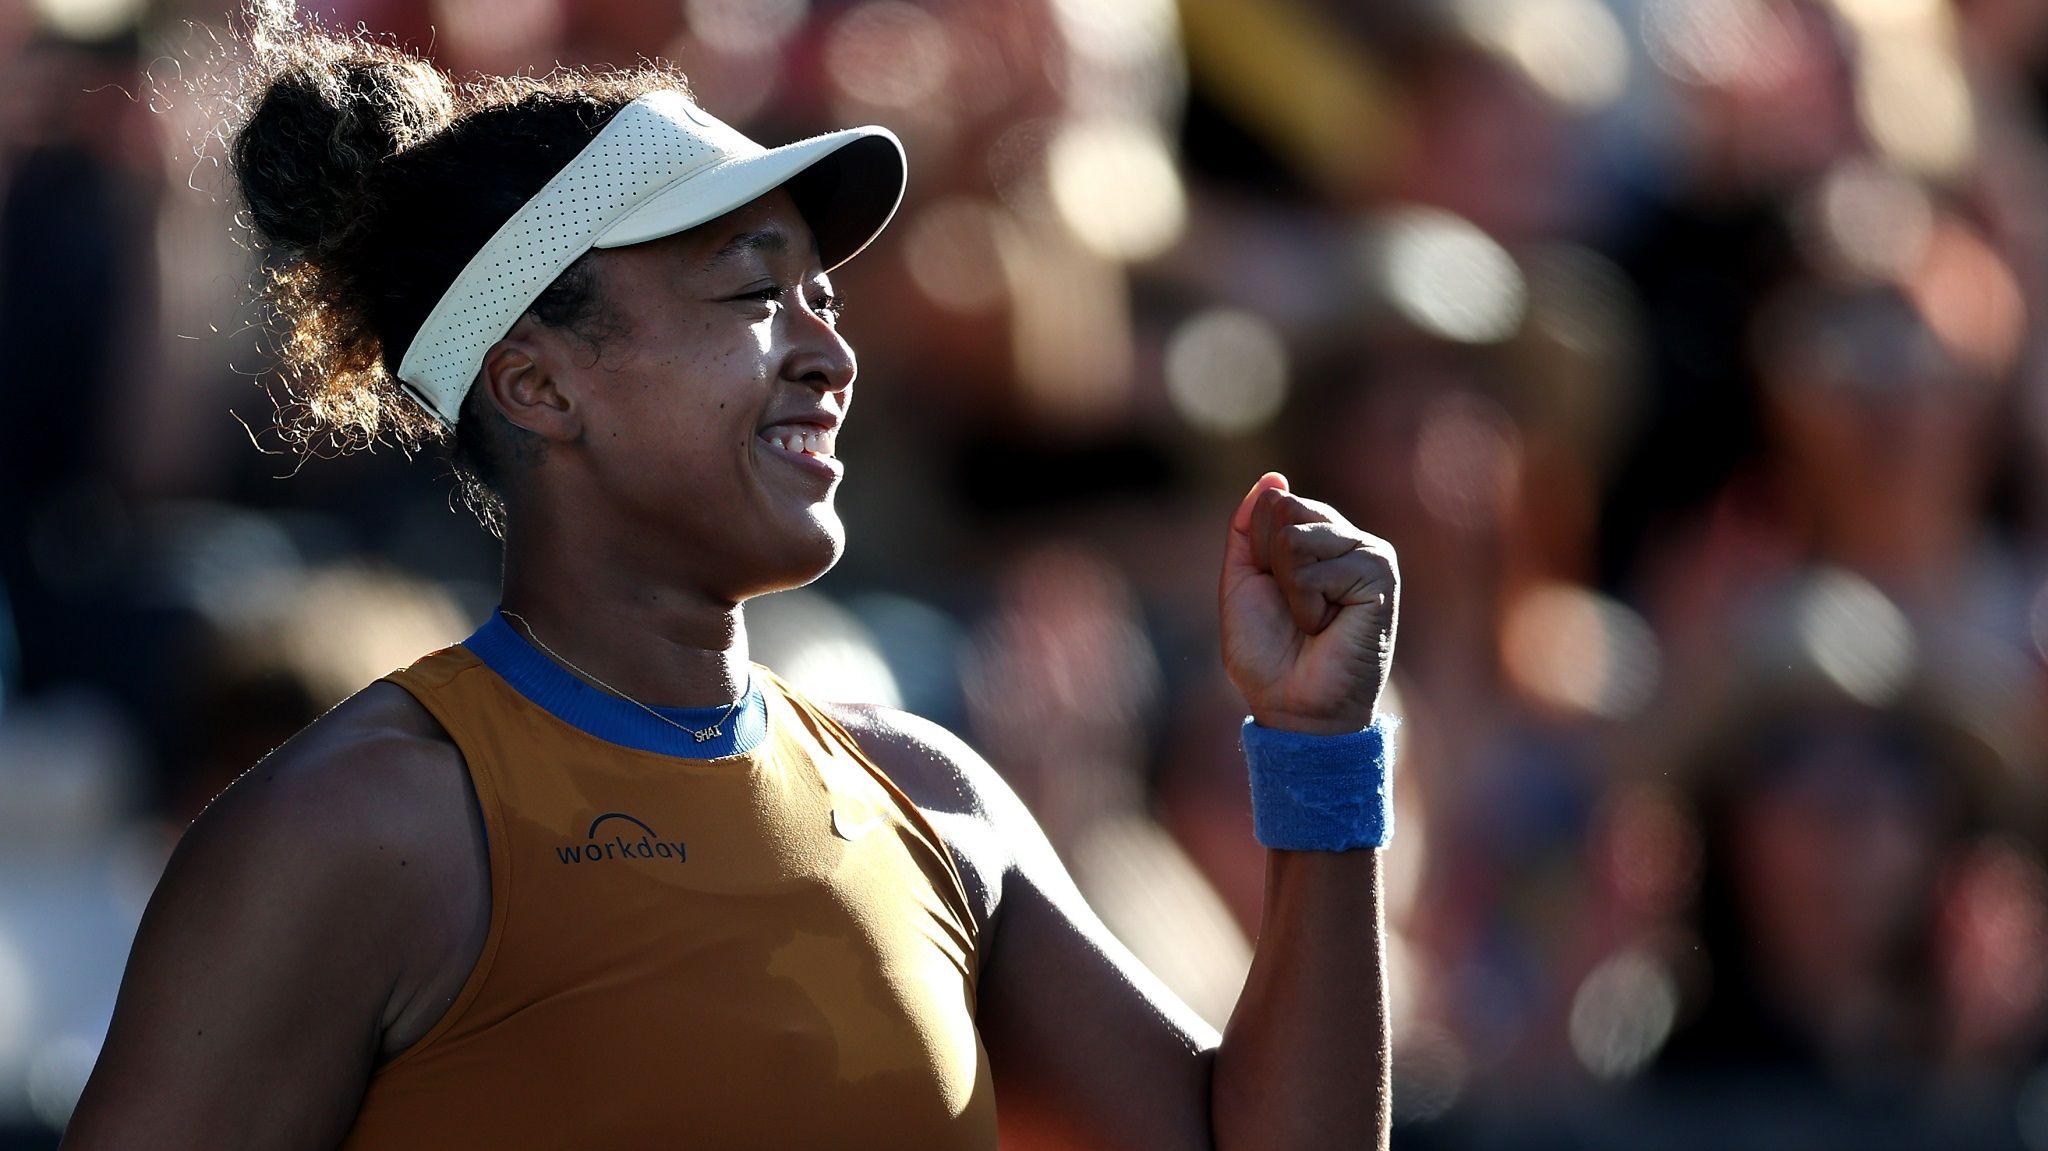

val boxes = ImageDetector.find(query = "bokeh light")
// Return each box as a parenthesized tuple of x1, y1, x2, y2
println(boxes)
(225, 565, 470, 708)
(25, 0, 143, 41)
(902, 197, 1011, 315)
(1641, 0, 1799, 88)
(1412, 391, 1524, 531)
(0, 928, 33, 1087)
(666, 42, 781, 125)
(1047, 0, 1185, 121)
(1907, 218, 2027, 379)
(430, 0, 564, 65)
(1047, 118, 1189, 262)
(998, 216, 1136, 421)
(1568, 948, 1680, 1080)
(825, 1, 956, 110)
(1807, 160, 1934, 282)
(1047, 0, 1179, 71)
(1393, 1022, 1470, 1123)
(18, 0, 2048, 1141)
(960, 546, 1164, 818)
(684, 0, 809, 55)
(25, 1033, 96, 1131)
(1453, 0, 1630, 113)
(1363, 207, 1527, 345)
(1794, 568, 1917, 705)
(1163, 308, 1289, 437)
(1828, 0, 1946, 35)
(986, 118, 1062, 220)
(1501, 582, 1663, 720)
(748, 589, 903, 707)
(1857, 38, 1977, 177)
(1944, 839, 2048, 1025)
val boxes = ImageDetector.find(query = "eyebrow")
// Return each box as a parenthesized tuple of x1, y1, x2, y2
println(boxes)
(705, 227, 790, 272)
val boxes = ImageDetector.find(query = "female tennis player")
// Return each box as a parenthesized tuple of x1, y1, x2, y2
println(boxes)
(62, 12, 1400, 1150)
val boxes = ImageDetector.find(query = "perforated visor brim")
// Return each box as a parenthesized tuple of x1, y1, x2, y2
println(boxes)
(590, 127, 906, 272)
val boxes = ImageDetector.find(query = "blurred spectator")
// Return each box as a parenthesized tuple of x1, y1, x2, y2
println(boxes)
(6, 0, 2048, 1144)
(1632, 569, 2048, 1146)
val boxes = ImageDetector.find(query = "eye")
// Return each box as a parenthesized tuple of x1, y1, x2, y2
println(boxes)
(809, 293, 847, 324)
(732, 285, 781, 306)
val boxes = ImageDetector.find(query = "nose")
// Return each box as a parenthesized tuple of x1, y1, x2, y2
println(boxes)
(781, 306, 856, 396)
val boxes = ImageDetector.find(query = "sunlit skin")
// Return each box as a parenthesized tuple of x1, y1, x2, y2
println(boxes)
(478, 170, 1404, 1141)
(482, 188, 855, 709)
(62, 185, 1401, 1151)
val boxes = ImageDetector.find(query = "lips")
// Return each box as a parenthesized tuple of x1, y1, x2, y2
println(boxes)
(759, 424, 837, 458)
(757, 420, 843, 481)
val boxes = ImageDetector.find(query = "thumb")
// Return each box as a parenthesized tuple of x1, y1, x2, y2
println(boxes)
(1224, 471, 1290, 577)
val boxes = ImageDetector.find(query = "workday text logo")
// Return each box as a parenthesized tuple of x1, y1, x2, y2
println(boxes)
(556, 812, 687, 865)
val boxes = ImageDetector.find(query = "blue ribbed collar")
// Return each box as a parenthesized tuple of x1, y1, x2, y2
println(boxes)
(462, 607, 767, 760)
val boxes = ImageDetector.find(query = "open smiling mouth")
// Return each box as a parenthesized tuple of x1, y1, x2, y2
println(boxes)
(758, 424, 843, 480)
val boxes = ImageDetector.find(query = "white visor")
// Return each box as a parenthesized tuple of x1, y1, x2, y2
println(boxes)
(395, 90, 905, 427)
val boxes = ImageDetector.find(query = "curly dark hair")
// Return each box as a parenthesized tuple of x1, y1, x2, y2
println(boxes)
(218, 1, 691, 536)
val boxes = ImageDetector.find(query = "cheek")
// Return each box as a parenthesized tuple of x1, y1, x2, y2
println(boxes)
(609, 333, 772, 444)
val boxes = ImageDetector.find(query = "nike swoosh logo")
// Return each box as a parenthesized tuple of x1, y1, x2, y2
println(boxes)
(831, 807, 886, 841)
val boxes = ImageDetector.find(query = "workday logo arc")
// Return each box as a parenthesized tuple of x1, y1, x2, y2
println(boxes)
(554, 810, 688, 865)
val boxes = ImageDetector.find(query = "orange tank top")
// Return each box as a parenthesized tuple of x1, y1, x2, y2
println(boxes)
(337, 638, 997, 1149)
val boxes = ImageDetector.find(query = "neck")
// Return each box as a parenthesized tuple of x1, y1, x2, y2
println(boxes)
(500, 512, 751, 710)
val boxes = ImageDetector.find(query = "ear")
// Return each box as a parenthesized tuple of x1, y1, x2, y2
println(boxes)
(478, 314, 583, 442)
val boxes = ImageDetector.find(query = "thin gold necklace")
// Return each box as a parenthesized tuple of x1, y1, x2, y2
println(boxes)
(500, 610, 749, 744)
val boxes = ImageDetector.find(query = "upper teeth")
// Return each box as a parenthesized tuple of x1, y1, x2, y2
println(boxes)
(765, 427, 835, 457)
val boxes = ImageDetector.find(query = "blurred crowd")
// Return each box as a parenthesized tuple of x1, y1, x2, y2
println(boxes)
(4, 0, 2048, 1145)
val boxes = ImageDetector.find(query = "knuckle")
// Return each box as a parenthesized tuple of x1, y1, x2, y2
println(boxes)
(1279, 493, 1327, 522)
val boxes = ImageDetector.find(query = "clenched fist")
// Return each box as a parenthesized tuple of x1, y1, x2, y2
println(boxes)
(1220, 472, 1399, 735)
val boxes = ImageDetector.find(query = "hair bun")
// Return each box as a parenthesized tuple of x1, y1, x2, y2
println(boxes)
(213, 4, 692, 534)
(231, 34, 454, 259)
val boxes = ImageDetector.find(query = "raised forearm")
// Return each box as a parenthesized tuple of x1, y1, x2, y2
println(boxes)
(1210, 474, 1398, 1150)
(1210, 848, 1388, 1151)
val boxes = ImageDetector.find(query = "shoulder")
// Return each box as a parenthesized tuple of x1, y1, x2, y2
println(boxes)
(192, 678, 470, 859)
(172, 678, 484, 986)
(822, 702, 1050, 838)
(822, 702, 1032, 929)
(823, 703, 999, 818)
(64, 680, 485, 1143)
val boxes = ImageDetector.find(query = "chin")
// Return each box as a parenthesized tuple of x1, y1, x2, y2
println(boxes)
(748, 506, 845, 596)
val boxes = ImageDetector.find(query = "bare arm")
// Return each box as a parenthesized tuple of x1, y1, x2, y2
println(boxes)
(1213, 850, 1388, 1148)
(845, 472, 1398, 1150)
(833, 705, 1219, 1147)
(1207, 474, 1399, 1148)
(62, 695, 475, 1151)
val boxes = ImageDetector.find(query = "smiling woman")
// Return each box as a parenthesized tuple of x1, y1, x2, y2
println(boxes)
(223, 10, 895, 544)
(60, 4, 1401, 1150)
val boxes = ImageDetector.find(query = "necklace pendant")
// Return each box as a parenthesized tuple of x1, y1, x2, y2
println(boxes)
(693, 725, 721, 742)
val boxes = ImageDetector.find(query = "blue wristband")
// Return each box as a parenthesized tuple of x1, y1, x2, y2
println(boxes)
(1241, 715, 1398, 851)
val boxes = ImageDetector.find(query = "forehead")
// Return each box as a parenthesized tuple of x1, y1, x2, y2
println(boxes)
(620, 188, 824, 278)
